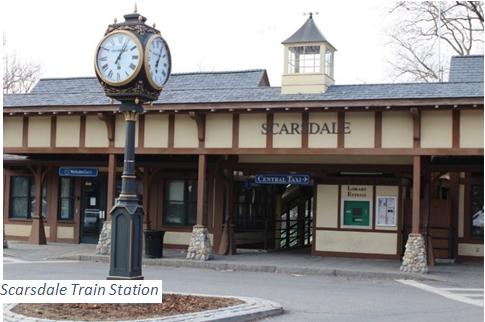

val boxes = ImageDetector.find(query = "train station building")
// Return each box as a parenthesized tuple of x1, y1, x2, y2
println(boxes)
(3, 16, 483, 268)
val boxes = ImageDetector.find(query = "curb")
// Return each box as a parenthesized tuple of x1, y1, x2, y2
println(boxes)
(3, 294, 283, 322)
(59, 254, 444, 282)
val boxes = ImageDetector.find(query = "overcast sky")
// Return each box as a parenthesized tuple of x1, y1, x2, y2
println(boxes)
(3, 0, 395, 86)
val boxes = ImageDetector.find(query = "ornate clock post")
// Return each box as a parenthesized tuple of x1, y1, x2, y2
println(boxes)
(94, 8, 171, 280)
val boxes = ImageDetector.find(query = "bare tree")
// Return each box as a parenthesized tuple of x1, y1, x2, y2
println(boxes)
(387, 1, 484, 82)
(3, 36, 40, 94)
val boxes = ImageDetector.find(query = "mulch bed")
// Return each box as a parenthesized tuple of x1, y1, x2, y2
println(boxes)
(12, 294, 244, 321)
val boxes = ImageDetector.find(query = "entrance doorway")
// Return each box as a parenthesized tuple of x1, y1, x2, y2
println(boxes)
(233, 180, 313, 251)
(80, 176, 107, 243)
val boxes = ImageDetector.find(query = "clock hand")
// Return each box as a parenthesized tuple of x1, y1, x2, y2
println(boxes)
(155, 47, 164, 68)
(115, 40, 128, 65)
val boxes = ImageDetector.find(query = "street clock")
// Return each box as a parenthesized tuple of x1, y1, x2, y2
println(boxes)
(94, 10, 171, 105)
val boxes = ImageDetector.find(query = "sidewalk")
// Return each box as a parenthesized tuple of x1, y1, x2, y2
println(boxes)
(4, 241, 483, 285)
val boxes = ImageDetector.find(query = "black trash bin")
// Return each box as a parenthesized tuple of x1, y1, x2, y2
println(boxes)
(144, 230, 165, 258)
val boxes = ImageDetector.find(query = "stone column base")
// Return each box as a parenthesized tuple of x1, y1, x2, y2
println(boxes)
(3, 225, 8, 249)
(187, 225, 213, 261)
(96, 221, 111, 255)
(401, 233, 428, 273)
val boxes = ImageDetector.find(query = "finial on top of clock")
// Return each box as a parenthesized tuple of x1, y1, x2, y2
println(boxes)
(134, 2, 138, 14)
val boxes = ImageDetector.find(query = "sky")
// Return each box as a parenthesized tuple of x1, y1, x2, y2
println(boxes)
(2, 0, 395, 86)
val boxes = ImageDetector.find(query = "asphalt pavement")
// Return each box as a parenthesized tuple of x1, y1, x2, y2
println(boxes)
(2, 241, 484, 322)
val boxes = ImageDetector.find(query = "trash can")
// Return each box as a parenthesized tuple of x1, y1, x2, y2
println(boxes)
(144, 230, 165, 258)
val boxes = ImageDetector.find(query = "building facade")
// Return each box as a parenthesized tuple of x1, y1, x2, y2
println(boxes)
(3, 16, 484, 263)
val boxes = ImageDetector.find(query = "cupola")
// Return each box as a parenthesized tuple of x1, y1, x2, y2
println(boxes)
(281, 14, 336, 94)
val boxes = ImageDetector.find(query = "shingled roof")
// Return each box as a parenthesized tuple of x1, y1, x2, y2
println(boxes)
(4, 56, 484, 108)
(4, 79, 483, 108)
(448, 55, 484, 83)
(30, 69, 269, 94)
(282, 14, 330, 45)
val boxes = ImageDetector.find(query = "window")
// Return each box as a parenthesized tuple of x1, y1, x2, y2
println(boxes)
(324, 50, 333, 77)
(470, 184, 483, 237)
(164, 179, 198, 226)
(9, 176, 47, 219)
(288, 46, 320, 74)
(58, 177, 75, 220)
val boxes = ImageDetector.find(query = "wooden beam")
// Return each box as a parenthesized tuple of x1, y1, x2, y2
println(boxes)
(189, 111, 206, 144)
(97, 113, 115, 146)
(266, 113, 273, 148)
(452, 110, 460, 148)
(28, 167, 47, 245)
(232, 113, 239, 149)
(4, 146, 484, 156)
(79, 115, 86, 148)
(411, 108, 420, 148)
(168, 114, 175, 148)
(106, 153, 117, 219)
(142, 167, 150, 229)
(412, 155, 421, 234)
(196, 154, 207, 225)
(138, 113, 145, 148)
(337, 112, 345, 148)
(22, 116, 29, 147)
(302, 111, 309, 148)
(50, 116, 57, 147)
(374, 111, 382, 148)
(4, 98, 483, 114)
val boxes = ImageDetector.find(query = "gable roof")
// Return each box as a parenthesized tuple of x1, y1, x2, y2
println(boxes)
(30, 69, 269, 95)
(448, 55, 484, 83)
(4, 79, 483, 108)
(4, 55, 484, 109)
(282, 15, 330, 45)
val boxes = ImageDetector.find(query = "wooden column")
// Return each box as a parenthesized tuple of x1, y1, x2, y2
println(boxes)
(213, 172, 225, 252)
(142, 168, 150, 229)
(449, 172, 460, 258)
(228, 170, 236, 255)
(106, 153, 117, 219)
(28, 167, 47, 245)
(197, 154, 207, 226)
(47, 175, 59, 241)
(412, 156, 421, 234)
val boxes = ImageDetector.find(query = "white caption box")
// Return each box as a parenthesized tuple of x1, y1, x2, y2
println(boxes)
(0, 280, 163, 303)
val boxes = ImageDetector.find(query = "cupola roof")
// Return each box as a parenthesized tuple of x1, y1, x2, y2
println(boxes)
(282, 13, 329, 45)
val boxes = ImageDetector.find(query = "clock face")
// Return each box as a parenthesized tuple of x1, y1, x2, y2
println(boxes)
(95, 31, 142, 86)
(144, 35, 171, 89)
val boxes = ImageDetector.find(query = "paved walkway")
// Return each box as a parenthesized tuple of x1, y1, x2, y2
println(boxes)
(4, 241, 483, 285)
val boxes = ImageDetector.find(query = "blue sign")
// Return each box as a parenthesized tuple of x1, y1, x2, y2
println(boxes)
(59, 167, 98, 177)
(254, 174, 311, 185)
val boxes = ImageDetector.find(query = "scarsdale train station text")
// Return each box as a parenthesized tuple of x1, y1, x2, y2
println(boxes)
(1, 282, 160, 296)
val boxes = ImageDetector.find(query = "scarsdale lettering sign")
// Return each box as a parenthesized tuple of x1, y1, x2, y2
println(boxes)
(0, 280, 162, 303)
(254, 174, 311, 185)
(59, 167, 98, 177)
(261, 122, 351, 135)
